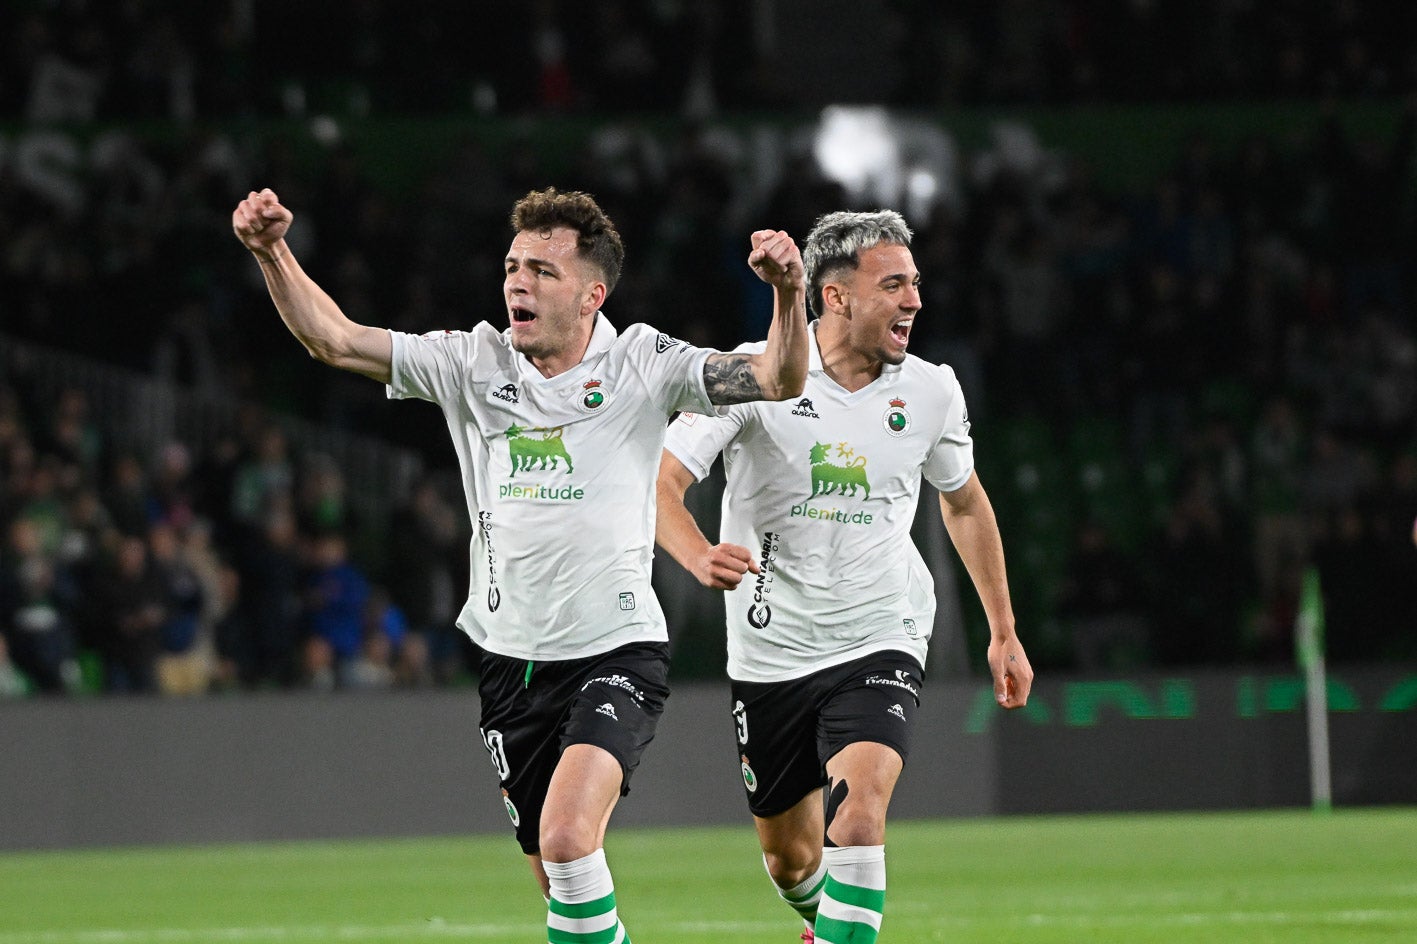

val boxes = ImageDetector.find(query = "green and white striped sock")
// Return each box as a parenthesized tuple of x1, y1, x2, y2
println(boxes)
(767, 854, 828, 928)
(544, 849, 630, 944)
(814, 845, 886, 944)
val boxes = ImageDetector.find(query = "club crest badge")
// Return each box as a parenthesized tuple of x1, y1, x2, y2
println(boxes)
(575, 379, 610, 414)
(883, 397, 911, 437)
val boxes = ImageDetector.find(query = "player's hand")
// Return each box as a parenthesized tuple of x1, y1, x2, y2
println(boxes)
(987, 633, 1033, 709)
(232, 189, 293, 259)
(747, 230, 805, 293)
(692, 542, 760, 591)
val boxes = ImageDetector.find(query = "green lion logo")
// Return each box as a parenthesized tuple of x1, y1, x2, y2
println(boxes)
(808, 441, 870, 499)
(506, 425, 573, 475)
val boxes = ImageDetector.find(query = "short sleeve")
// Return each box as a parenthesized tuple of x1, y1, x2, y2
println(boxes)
(665, 408, 745, 482)
(922, 364, 975, 493)
(386, 329, 475, 405)
(621, 324, 715, 416)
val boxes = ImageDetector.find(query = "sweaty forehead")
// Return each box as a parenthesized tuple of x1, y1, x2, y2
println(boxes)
(853, 242, 917, 282)
(507, 225, 581, 264)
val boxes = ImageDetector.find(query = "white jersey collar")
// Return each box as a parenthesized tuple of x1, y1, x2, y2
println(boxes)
(510, 311, 618, 383)
(584, 311, 618, 358)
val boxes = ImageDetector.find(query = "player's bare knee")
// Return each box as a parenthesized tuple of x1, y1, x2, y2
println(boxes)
(539, 818, 598, 863)
(827, 817, 886, 847)
(825, 791, 888, 847)
(765, 846, 820, 887)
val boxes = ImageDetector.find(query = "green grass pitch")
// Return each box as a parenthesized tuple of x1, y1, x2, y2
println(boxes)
(2, 809, 1414, 943)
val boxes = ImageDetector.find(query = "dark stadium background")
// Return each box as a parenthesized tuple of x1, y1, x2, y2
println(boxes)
(2, 0, 1415, 697)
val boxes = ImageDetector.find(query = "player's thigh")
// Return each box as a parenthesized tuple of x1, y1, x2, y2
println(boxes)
(541, 743, 626, 858)
(824, 741, 904, 803)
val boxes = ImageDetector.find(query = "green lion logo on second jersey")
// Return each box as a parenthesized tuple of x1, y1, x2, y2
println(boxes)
(808, 441, 871, 499)
(790, 441, 876, 524)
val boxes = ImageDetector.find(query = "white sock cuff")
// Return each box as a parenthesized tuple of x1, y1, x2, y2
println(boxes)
(824, 844, 885, 868)
(543, 849, 613, 904)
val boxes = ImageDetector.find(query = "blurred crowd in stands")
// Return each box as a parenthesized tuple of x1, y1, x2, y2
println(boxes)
(3, 0, 1416, 695)
(0, 384, 471, 696)
(6, 0, 1417, 117)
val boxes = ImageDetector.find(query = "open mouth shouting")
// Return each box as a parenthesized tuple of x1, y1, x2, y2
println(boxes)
(890, 317, 913, 348)
(509, 305, 537, 327)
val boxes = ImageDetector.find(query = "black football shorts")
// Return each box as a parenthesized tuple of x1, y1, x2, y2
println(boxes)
(729, 649, 924, 818)
(477, 640, 670, 854)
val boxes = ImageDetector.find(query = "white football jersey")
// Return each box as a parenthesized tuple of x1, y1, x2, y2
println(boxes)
(388, 314, 714, 661)
(665, 323, 973, 682)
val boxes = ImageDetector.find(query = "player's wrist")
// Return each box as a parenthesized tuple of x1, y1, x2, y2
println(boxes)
(988, 623, 1019, 644)
(253, 242, 288, 266)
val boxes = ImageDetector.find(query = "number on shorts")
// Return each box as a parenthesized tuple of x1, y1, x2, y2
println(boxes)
(732, 700, 749, 746)
(480, 728, 510, 779)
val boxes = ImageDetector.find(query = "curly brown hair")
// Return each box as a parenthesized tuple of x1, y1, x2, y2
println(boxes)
(510, 188, 625, 296)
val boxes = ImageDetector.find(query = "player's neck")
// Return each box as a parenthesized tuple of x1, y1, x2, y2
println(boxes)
(816, 318, 883, 393)
(527, 321, 595, 379)
(527, 351, 581, 379)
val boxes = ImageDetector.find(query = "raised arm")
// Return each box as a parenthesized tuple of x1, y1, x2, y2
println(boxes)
(938, 470, 1033, 708)
(702, 229, 809, 404)
(655, 451, 760, 590)
(232, 189, 392, 383)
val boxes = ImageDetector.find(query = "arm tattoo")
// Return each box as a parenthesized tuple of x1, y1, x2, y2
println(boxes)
(703, 352, 764, 405)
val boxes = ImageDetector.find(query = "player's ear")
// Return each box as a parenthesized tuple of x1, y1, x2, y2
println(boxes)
(822, 282, 848, 316)
(582, 280, 607, 316)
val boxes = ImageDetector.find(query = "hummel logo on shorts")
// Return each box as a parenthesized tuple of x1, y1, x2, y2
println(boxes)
(887, 703, 906, 721)
(596, 702, 618, 720)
